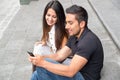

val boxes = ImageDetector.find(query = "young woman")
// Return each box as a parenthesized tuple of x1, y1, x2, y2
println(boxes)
(32, 0, 68, 71)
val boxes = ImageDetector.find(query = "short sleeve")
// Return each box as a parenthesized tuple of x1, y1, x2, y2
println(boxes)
(76, 36, 97, 60)
(66, 36, 73, 49)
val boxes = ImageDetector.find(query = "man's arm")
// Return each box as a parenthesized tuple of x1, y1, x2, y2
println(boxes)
(47, 36, 68, 62)
(29, 46, 71, 66)
(42, 46, 71, 62)
(29, 46, 88, 77)
(41, 54, 87, 77)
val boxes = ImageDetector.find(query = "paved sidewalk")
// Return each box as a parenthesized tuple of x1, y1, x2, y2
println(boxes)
(0, 0, 20, 39)
(0, 0, 120, 80)
(88, 0, 120, 50)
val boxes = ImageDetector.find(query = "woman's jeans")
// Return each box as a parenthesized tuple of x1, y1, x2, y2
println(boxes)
(31, 58, 85, 80)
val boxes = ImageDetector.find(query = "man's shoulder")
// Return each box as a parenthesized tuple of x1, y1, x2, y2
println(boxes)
(79, 29, 101, 47)
(86, 29, 100, 41)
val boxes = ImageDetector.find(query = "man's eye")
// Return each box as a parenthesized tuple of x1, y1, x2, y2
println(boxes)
(65, 22, 67, 25)
(69, 22, 73, 25)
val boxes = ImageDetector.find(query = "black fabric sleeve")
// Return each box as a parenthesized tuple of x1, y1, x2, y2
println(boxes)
(76, 36, 97, 60)
(66, 36, 74, 49)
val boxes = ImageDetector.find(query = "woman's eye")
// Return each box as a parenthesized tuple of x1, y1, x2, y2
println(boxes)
(52, 16, 57, 18)
(46, 14, 50, 16)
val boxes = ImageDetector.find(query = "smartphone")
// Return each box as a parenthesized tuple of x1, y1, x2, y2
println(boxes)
(27, 51, 34, 57)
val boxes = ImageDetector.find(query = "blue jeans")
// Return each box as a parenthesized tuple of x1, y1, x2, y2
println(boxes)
(31, 58, 85, 80)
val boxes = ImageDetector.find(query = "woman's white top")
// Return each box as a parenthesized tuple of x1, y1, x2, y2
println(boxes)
(47, 25, 56, 53)
(33, 25, 57, 55)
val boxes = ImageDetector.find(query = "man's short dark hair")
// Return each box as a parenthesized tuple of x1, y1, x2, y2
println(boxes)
(66, 5, 88, 27)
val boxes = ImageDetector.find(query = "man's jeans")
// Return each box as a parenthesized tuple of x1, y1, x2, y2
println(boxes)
(31, 58, 85, 80)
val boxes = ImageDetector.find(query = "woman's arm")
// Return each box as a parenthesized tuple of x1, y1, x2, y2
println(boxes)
(34, 40, 46, 46)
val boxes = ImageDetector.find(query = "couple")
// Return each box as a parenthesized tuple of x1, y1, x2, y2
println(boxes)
(28, 0, 104, 80)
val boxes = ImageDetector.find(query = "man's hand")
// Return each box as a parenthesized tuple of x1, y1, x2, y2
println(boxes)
(28, 54, 44, 67)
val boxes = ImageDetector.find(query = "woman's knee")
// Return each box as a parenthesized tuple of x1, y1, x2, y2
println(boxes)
(31, 71, 38, 80)
(45, 58, 59, 64)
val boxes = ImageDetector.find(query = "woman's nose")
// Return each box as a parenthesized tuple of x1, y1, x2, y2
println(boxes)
(48, 16, 52, 21)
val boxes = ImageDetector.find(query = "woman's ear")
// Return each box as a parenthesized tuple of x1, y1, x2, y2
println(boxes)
(79, 21, 85, 29)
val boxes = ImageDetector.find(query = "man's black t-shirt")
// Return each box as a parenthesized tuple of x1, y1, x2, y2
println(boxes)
(66, 28, 104, 80)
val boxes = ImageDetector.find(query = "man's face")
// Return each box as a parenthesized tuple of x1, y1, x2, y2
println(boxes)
(65, 14, 81, 37)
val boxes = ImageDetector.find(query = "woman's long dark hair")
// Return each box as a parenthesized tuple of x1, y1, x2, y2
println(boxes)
(41, 0, 68, 50)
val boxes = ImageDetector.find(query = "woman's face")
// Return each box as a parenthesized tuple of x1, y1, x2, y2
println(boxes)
(45, 8, 57, 27)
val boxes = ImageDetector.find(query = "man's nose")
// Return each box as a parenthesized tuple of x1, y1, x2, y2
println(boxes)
(65, 24, 69, 29)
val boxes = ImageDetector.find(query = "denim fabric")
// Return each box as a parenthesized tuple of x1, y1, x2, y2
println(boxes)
(31, 58, 85, 80)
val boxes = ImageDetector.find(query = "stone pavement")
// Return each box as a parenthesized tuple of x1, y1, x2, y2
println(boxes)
(0, 0, 120, 80)
(0, 0, 20, 39)
(88, 0, 120, 50)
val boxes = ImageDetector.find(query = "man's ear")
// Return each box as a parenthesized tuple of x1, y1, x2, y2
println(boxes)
(79, 21, 85, 29)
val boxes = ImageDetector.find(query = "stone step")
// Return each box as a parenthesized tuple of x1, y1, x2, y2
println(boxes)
(0, 0, 20, 39)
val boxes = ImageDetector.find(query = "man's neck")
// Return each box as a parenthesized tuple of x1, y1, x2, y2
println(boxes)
(76, 28, 85, 39)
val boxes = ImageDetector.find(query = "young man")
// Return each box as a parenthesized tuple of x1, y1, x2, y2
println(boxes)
(29, 5, 104, 80)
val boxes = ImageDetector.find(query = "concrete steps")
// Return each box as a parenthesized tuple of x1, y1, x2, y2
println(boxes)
(0, 0, 120, 80)
(0, 0, 20, 39)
